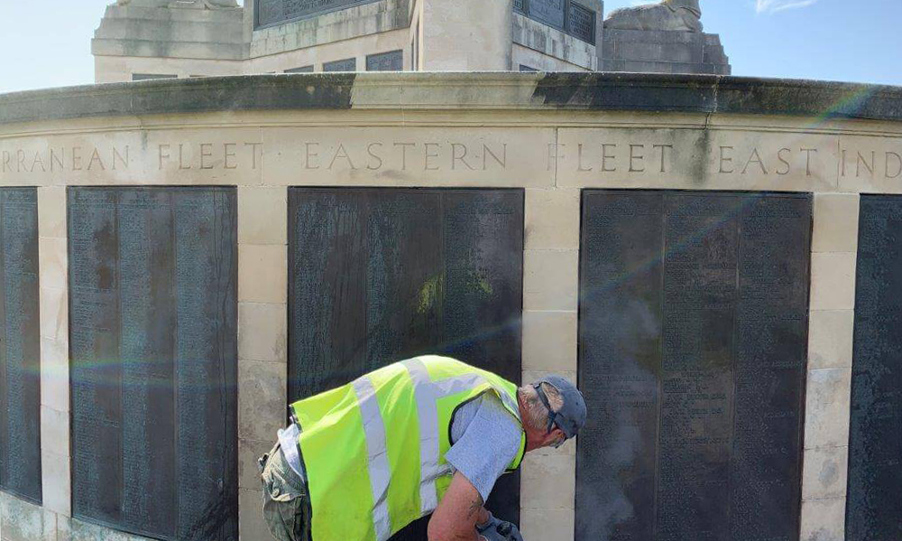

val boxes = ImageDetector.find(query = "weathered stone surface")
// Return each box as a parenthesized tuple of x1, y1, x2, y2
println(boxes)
(4, 74, 902, 125)
(605, 0, 702, 32)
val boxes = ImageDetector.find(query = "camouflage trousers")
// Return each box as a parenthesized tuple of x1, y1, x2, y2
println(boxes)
(258, 442, 312, 541)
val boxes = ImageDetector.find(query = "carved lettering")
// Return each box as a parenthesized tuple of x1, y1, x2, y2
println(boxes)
(483, 144, 506, 170)
(87, 148, 105, 171)
(741, 148, 768, 175)
(304, 143, 320, 170)
(629, 144, 645, 173)
(200, 143, 214, 170)
(654, 144, 673, 173)
(777, 148, 791, 176)
(801, 148, 818, 176)
(155, 142, 261, 171)
(224, 143, 237, 170)
(425, 143, 440, 171)
(858, 151, 876, 178)
(577, 144, 592, 172)
(328, 144, 356, 170)
(719, 146, 734, 174)
(887, 152, 902, 179)
(367, 143, 383, 171)
(601, 144, 617, 172)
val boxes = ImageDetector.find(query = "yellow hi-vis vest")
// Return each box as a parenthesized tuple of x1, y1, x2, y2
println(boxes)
(289, 355, 527, 541)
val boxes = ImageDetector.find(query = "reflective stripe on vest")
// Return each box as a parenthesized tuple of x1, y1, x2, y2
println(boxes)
(291, 356, 526, 541)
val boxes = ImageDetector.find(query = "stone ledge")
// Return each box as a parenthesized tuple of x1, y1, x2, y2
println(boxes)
(1, 73, 901, 125)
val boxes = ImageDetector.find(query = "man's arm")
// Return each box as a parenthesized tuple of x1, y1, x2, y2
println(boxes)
(427, 472, 488, 541)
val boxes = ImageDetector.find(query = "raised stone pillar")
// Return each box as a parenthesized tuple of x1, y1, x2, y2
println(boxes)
(800, 193, 859, 541)
(236, 187, 289, 541)
(422, 0, 514, 70)
(519, 188, 581, 541)
(38, 186, 71, 519)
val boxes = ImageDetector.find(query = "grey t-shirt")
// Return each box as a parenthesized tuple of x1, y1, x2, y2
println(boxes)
(445, 393, 524, 502)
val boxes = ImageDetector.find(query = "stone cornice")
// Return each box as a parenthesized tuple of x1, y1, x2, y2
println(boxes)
(1, 73, 900, 125)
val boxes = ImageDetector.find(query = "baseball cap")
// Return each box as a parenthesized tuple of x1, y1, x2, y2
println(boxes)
(533, 375, 587, 440)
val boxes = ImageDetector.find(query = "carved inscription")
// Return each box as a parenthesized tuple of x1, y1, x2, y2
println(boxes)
(69, 187, 237, 541)
(1, 136, 900, 191)
(257, 0, 381, 27)
(529, 0, 566, 29)
(323, 58, 357, 72)
(0, 188, 41, 504)
(847, 195, 902, 541)
(366, 50, 403, 72)
(569, 2, 595, 43)
(576, 191, 810, 541)
(288, 188, 524, 541)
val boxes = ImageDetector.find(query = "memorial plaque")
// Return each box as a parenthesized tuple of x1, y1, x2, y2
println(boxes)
(285, 65, 314, 73)
(568, 2, 595, 44)
(0, 188, 41, 505)
(366, 50, 403, 72)
(69, 187, 237, 541)
(289, 188, 524, 541)
(323, 58, 357, 72)
(257, 0, 381, 28)
(847, 195, 902, 541)
(577, 190, 810, 541)
(528, 0, 565, 30)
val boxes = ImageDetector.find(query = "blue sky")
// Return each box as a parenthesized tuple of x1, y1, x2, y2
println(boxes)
(0, 0, 899, 94)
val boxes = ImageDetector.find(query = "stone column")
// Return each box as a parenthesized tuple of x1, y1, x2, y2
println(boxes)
(422, 0, 513, 70)
(519, 188, 580, 541)
(800, 193, 859, 541)
(38, 186, 71, 520)
(236, 187, 289, 540)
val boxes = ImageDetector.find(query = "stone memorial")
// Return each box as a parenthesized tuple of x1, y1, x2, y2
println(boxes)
(288, 188, 524, 541)
(603, 0, 730, 74)
(68, 187, 238, 541)
(577, 190, 810, 541)
(0, 188, 41, 505)
(847, 195, 902, 541)
(0, 73, 899, 541)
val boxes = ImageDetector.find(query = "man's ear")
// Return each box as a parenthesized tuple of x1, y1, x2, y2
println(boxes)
(545, 427, 566, 447)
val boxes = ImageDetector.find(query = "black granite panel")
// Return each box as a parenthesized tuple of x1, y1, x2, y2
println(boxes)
(257, 0, 382, 28)
(577, 190, 810, 541)
(69, 187, 237, 541)
(285, 66, 314, 73)
(0, 188, 41, 504)
(568, 2, 595, 44)
(289, 188, 523, 541)
(528, 0, 566, 29)
(323, 58, 357, 72)
(847, 195, 902, 541)
(366, 50, 404, 72)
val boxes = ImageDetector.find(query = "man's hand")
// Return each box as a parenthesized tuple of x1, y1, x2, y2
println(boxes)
(427, 472, 486, 541)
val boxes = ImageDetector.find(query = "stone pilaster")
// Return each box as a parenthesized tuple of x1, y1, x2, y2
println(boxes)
(236, 186, 288, 541)
(519, 188, 580, 541)
(37, 186, 70, 519)
(800, 193, 860, 541)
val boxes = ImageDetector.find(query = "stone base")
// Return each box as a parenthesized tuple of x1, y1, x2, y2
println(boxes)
(602, 28, 730, 75)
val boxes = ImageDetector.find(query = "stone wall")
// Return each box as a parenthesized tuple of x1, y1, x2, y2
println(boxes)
(0, 73, 901, 541)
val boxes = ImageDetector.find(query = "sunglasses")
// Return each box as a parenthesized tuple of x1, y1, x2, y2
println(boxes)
(534, 383, 568, 449)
